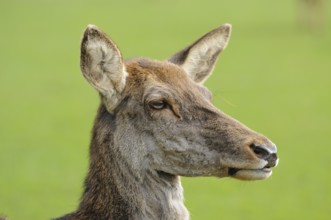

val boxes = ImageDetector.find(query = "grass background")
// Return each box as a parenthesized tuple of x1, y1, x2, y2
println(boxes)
(0, 0, 330, 219)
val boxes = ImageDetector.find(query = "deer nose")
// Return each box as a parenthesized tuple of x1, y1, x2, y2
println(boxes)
(250, 143, 279, 168)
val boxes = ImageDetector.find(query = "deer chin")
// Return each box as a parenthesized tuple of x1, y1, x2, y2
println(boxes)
(228, 167, 272, 180)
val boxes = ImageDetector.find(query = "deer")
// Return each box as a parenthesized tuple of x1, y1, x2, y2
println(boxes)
(55, 23, 279, 220)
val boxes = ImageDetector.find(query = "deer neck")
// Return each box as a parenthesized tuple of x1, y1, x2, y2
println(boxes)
(78, 105, 189, 220)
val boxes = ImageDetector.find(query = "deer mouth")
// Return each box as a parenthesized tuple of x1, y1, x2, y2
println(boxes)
(228, 167, 272, 180)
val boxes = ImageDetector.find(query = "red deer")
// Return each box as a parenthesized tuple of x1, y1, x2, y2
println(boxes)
(55, 23, 278, 220)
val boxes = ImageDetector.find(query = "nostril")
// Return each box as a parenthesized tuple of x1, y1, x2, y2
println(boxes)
(250, 144, 270, 160)
(265, 153, 278, 168)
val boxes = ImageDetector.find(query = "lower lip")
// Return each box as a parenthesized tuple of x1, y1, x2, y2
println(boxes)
(228, 168, 273, 180)
(261, 168, 272, 172)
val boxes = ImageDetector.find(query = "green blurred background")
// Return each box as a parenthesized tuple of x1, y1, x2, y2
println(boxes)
(0, 0, 330, 219)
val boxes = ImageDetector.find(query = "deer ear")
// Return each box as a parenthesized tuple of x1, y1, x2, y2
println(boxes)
(168, 24, 232, 83)
(80, 25, 127, 113)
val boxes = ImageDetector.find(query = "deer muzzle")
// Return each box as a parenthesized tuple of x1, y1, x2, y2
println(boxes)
(227, 138, 279, 180)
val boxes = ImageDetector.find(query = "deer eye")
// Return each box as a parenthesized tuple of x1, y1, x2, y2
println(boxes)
(149, 100, 168, 110)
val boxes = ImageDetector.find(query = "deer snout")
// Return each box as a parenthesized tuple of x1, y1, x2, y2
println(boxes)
(249, 143, 279, 168)
(227, 138, 279, 180)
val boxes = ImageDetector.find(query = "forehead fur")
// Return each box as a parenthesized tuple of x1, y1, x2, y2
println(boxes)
(126, 58, 190, 81)
(124, 58, 199, 93)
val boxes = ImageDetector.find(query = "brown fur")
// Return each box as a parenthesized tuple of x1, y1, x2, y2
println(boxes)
(55, 24, 278, 220)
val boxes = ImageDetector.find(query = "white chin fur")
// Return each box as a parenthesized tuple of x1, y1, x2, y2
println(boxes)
(232, 169, 272, 181)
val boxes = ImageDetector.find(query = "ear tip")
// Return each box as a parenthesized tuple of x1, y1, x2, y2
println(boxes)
(219, 23, 232, 33)
(223, 23, 232, 29)
(87, 24, 98, 30)
(83, 24, 101, 36)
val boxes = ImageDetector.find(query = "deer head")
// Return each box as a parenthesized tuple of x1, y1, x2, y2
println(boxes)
(80, 24, 278, 181)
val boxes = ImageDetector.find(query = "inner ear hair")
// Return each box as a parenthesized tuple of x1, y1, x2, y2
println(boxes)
(80, 25, 127, 113)
(168, 24, 232, 83)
